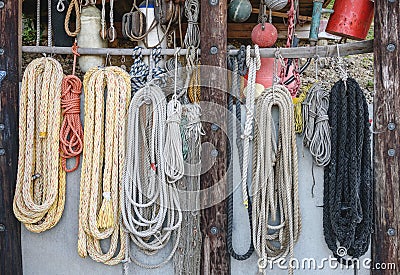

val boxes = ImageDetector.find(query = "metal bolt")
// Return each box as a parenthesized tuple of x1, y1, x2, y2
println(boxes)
(210, 226, 219, 235)
(388, 0, 395, 2)
(0, 124, 4, 131)
(211, 124, 219, 131)
(387, 44, 396, 52)
(210, 46, 218, 55)
(211, 149, 218, 157)
(0, 148, 5, 156)
(0, 224, 5, 232)
(209, 0, 219, 5)
(388, 123, 396, 131)
(388, 228, 396, 236)
(388, 148, 396, 157)
(0, 48, 4, 56)
(0, 1, 4, 9)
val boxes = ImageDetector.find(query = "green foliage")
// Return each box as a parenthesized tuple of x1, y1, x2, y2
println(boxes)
(22, 16, 37, 44)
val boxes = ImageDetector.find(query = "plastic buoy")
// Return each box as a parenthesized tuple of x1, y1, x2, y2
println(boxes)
(251, 23, 278, 48)
(228, 0, 252, 23)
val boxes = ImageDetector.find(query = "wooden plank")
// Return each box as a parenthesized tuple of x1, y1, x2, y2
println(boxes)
(0, 0, 22, 274)
(22, 40, 373, 58)
(200, 0, 229, 273)
(251, 9, 313, 22)
(372, 0, 400, 274)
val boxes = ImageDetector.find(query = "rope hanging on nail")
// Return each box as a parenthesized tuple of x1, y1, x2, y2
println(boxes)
(226, 45, 255, 261)
(292, 86, 307, 134)
(60, 42, 84, 173)
(13, 57, 66, 233)
(323, 77, 373, 262)
(252, 84, 301, 275)
(78, 66, 130, 265)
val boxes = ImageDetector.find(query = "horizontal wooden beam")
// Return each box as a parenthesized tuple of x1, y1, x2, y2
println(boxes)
(251, 9, 313, 22)
(22, 40, 373, 58)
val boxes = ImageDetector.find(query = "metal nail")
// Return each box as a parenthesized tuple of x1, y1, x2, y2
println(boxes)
(0, 2, 4, 9)
(210, 226, 218, 235)
(0, 224, 5, 232)
(211, 124, 219, 131)
(388, 123, 396, 131)
(388, 148, 395, 157)
(388, 228, 396, 236)
(387, 44, 396, 52)
(211, 149, 218, 157)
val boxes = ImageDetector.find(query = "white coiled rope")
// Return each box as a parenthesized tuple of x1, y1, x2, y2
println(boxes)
(122, 83, 182, 269)
(302, 82, 331, 166)
(241, 45, 261, 208)
(183, 0, 200, 48)
(252, 85, 301, 275)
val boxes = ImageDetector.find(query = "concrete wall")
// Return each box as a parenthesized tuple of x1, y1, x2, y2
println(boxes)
(21, 105, 371, 275)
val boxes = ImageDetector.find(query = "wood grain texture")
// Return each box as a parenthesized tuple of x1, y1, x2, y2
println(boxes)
(372, 1, 400, 274)
(200, 0, 229, 273)
(0, 0, 22, 274)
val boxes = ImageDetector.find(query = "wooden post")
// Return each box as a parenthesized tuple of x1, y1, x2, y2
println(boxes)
(0, 0, 22, 274)
(200, 0, 229, 273)
(372, 1, 400, 274)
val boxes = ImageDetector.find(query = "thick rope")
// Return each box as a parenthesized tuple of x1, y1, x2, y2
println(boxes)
(122, 83, 182, 269)
(226, 47, 255, 261)
(302, 82, 331, 166)
(129, 46, 149, 93)
(252, 84, 301, 275)
(13, 57, 66, 233)
(323, 78, 372, 262)
(78, 66, 130, 265)
(64, 0, 81, 37)
(241, 45, 261, 208)
(60, 42, 84, 172)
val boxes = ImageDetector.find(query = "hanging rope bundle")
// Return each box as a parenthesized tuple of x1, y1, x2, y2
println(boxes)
(13, 57, 66, 233)
(183, 0, 200, 48)
(59, 42, 84, 173)
(226, 46, 254, 261)
(252, 84, 301, 274)
(130, 46, 150, 93)
(64, 0, 81, 37)
(122, 82, 182, 269)
(78, 66, 130, 265)
(292, 87, 308, 134)
(241, 45, 261, 208)
(302, 82, 331, 166)
(323, 77, 372, 262)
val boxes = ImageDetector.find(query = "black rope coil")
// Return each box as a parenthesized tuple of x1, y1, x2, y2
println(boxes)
(226, 45, 254, 261)
(323, 78, 373, 263)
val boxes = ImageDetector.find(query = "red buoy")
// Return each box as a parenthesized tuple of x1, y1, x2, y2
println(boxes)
(326, 0, 374, 40)
(251, 23, 278, 48)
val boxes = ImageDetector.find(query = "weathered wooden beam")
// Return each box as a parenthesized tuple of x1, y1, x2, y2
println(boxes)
(372, 0, 400, 274)
(0, 0, 22, 274)
(200, 0, 229, 273)
(22, 40, 373, 58)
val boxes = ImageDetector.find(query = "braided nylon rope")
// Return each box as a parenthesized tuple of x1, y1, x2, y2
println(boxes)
(252, 85, 301, 275)
(183, 0, 200, 48)
(122, 83, 182, 269)
(13, 57, 66, 233)
(292, 87, 308, 134)
(78, 66, 131, 265)
(323, 78, 372, 262)
(129, 46, 150, 93)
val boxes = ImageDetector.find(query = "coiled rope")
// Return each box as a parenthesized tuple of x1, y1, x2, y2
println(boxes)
(78, 66, 131, 265)
(13, 57, 66, 233)
(129, 46, 149, 93)
(59, 42, 84, 172)
(241, 45, 261, 208)
(292, 87, 307, 134)
(323, 78, 372, 262)
(183, 0, 200, 48)
(302, 82, 331, 166)
(64, 0, 81, 37)
(226, 46, 254, 261)
(252, 85, 301, 275)
(122, 82, 182, 269)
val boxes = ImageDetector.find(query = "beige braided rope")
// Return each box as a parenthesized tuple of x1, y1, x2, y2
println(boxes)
(13, 57, 66, 233)
(78, 66, 131, 265)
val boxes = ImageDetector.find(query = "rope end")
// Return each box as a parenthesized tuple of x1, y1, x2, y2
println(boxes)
(243, 199, 249, 209)
(97, 193, 114, 229)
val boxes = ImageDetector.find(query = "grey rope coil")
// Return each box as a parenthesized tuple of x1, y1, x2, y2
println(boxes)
(226, 46, 254, 261)
(323, 77, 373, 263)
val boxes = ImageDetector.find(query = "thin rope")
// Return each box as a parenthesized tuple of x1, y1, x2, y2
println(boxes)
(64, 0, 81, 37)
(78, 66, 130, 265)
(252, 84, 301, 275)
(13, 57, 65, 233)
(183, 0, 200, 48)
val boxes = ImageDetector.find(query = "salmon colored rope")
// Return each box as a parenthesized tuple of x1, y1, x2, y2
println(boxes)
(60, 42, 84, 172)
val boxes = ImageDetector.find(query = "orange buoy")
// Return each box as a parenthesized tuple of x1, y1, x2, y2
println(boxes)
(251, 23, 278, 48)
(326, 0, 374, 40)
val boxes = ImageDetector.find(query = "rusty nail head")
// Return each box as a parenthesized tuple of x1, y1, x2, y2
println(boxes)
(210, 226, 218, 235)
(387, 44, 396, 52)
(388, 228, 395, 236)
(388, 149, 395, 157)
(388, 123, 396, 131)
(0, 224, 5, 232)
(0, 1, 4, 9)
